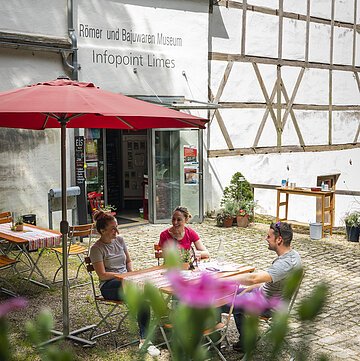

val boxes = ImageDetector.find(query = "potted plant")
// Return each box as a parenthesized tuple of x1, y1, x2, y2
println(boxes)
(344, 211, 360, 242)
(11, 216, 24, 231)
(236, 200, 256, 227)
(216, 209, 234, 227)
(236, 208, 250, 228)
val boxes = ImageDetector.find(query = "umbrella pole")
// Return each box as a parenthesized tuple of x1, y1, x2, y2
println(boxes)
(43, 119, 96, 347)
(60, 119, 70, 337)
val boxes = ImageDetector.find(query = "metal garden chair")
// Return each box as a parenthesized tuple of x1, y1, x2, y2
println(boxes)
(52, 223, 95, 287)
(84, 256, 137, 348)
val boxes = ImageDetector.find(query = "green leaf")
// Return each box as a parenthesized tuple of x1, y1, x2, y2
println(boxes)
(298, 283, 329, 321)
(143, 283, 169, 320)
(243, 314, 259, 356)
(268, 310, 289, 356)
(171, 305, 212, 357)
(163, 246, 182, 269)
(123, 282, 144, 320)
(25, 310, 53, 345)
(282, 267, 304, 301)
(0, 319, 11, 361)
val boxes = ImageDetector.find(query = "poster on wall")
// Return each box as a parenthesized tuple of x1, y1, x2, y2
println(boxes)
(85, 139, 98, 161)
(184, 145, 197, 164)
(184, 166, 198, 185)
(86, 161, 99, 184)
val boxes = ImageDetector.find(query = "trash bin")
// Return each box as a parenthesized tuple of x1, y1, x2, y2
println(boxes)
(309, 222, 322, 240)
(22, 214, 36, 226)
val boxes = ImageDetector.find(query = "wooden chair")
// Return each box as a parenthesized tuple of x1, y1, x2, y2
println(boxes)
(0, 254, 18, 297)
(0, 211, 12, 254)
(87, 192, 116, 219)
(0, 211, 12, 224)
(52, 223, 96, 286)
(154, 244, 163, 265)
(84, 257, 136, 348)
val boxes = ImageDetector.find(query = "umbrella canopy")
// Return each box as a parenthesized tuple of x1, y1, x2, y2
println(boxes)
(0, 78, 207, 129)
(0, 77, 208, 344)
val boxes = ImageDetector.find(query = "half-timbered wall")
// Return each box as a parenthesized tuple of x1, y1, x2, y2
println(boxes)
(207, 0, 360, 225)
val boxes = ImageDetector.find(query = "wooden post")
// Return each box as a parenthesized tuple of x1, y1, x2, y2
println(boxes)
(241, 0, 247, 56)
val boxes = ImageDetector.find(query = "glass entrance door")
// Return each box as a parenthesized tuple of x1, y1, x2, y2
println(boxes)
(149, 129, 203, 223)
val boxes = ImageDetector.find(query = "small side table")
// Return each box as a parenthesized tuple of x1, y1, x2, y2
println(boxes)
(275, 187, 335, 237)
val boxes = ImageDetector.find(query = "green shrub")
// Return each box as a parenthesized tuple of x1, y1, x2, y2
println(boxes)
(221, 172, 253, 206)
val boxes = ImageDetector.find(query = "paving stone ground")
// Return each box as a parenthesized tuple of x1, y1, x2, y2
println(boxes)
(3, 218, 360, 360)
(122, 219, 360, 361)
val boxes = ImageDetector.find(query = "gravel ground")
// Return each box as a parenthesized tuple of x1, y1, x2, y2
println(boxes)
(1, 218, 359, 361)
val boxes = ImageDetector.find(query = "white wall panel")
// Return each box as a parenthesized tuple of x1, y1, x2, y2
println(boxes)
(309, 23, 331, 63)
(0, 0, 67, 37)
(333, 71, 360, 104)
(210, 5, 242, 54)
(283, 19, 306, 60)
(246, 12, 278, 58)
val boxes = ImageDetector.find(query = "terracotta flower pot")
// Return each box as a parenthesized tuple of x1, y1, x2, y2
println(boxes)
(223, 216, 233, 228)
(236, 215, 249, 228)
(15, 224, 24, 231)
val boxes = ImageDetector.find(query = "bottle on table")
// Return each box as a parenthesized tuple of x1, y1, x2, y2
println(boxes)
(217, 237, 226, 265)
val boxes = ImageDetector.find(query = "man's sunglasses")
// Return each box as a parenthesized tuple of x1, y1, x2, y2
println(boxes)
(275, 221, 282, 237)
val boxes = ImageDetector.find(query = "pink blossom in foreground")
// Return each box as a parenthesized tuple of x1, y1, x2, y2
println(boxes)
(233, 288, 283, 315)
(0, 297, 28, 318)
(167, 271, 238, 308)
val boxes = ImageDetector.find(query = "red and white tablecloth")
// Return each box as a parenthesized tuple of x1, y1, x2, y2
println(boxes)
(0, 223, 61, 251)
(124, 268, 202, 289)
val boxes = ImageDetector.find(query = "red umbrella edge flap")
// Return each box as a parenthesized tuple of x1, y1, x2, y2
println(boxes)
(0, 78, 208, 130)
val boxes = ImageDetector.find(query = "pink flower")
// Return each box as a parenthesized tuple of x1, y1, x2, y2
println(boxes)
(167, 271, 238, 308)
(0, 297, 28, 318)
(233, 288, 282, 315)
(238, 209, 247, 216)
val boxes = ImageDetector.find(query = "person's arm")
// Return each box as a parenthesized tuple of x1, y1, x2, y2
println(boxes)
(226, 270, 272, 286)
(125, 248, 133, 272)
(92, 260, 121, 281)
(158, 229, 168, 248)
(193, 239, 210, 260)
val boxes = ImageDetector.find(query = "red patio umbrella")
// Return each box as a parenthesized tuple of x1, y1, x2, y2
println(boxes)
(0, 77, 208, 345)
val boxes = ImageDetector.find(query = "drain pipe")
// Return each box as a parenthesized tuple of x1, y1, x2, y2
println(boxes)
(67, 0, 78, 80)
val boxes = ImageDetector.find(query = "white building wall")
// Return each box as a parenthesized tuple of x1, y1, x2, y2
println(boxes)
(77, 0, 208, 101)
(207, 1, 360, 226)
(0, 0, 209, 227)
(1, 0, 359, 227)
(0, 0, 70, 228)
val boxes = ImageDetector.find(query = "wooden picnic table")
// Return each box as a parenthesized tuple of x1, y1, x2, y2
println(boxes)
(0, 222, 61, 287)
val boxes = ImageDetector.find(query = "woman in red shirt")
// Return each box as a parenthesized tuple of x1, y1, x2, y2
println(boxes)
(159, 206, 209, 260)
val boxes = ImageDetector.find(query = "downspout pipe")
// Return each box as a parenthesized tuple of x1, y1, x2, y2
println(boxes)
(67, 0, 78, 80)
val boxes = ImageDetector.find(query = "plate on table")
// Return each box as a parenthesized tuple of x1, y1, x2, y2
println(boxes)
(311, 187, 321, 192)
